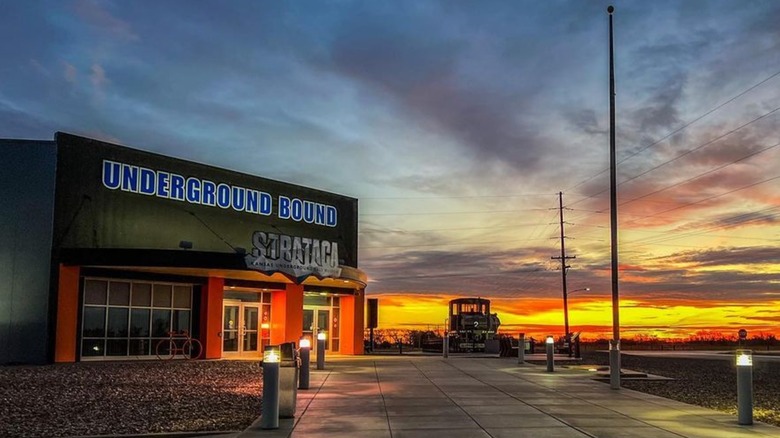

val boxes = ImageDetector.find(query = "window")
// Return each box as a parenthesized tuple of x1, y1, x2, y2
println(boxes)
(81, 279, 193, 360)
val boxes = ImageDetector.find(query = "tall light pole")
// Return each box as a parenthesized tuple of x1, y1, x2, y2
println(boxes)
(607, 4, 621, 390)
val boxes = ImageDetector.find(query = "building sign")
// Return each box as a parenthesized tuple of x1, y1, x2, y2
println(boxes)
(102, 160, 338, 227)
(52, 133, 358, 269)
(245, 231, 342, 279)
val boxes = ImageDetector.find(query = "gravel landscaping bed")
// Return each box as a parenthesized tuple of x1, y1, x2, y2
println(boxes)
(581, 351, 780, 427)
(0, 360, 262, 438)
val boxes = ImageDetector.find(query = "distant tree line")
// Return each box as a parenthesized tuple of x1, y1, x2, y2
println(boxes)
(364, 329, 778, 351)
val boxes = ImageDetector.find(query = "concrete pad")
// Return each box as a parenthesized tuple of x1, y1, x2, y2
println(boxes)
(302, 405, 388, 417)
(554, 414, 652, 428)
(392, 429, 491, 438)
(293, 414, 389, 431)
(470, 413, 567, 428)
(383, 397, 456, 407)
(576, 426, 684, 438)
(305, 397, 383, 408)
(486, 427, 591, 438)
(385, 404, 464, 416)
(535, 403, 619, 415)
(461, 404, 541, 415)
(388, 415, 481, 430)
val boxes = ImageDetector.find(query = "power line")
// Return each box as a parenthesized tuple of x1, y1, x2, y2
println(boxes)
(624, 205, 780, 247)
(619, 140, 780, 208)
(360, 208, 550, 216)
(624, 174, 780, 227)
(360, 193, 556, 200)
(359, 221, 560, 234)
(565, 68, 780, 193)
(569, 103, 780, 207)
(359, 237, 555, 250)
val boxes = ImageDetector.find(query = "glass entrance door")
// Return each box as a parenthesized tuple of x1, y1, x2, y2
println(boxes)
(222, 301, 261, 358)
(303, 307, 330, 354)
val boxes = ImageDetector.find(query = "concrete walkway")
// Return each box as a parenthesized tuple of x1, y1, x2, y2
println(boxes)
(229, 355, 780, 438)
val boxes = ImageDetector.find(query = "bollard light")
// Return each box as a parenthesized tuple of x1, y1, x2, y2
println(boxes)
(518, 333, 525, 365)
(736, 351, 752, 367)
(545, 335, 555, 372)
(298, 337, 311, 390)
(736, 349, 753, 425)
(443, 318, 449, 359)
(261, 345, 281, 429)
(316, 331, 327, 370)
(264, 345, 281, 363)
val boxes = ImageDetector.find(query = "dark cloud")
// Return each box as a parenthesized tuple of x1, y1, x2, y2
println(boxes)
(363, 246, 557, 295)
(563, 109, 607, 137)
(664, 246, 780, 267)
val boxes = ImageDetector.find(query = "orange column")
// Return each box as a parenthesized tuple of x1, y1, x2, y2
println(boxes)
(54, 265, 80, 363)
(270, 284, 303, 345)
(339, 290, 365, 355)
(200, 277, 224, 359)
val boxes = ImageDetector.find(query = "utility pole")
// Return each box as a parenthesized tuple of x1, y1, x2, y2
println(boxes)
(552, 191, 576, 357)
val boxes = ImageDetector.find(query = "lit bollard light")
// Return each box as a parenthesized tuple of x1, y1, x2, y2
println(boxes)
(261, 345, 281, 429)
(736, 349, 753, 425)
(298, 337, 310, 390)
(316, 332, 326, 370)
(545, 335, 554, 372)
(518, 333, 525, 364)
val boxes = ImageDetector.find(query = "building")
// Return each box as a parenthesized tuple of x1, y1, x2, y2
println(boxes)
(0, 132, 366, 364)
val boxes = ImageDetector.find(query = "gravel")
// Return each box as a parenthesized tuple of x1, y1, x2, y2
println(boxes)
(0, 360, 262, 438)
(580, 351, 780, 427)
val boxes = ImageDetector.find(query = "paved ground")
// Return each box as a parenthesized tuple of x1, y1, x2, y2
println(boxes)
(209, 354, 780, 438)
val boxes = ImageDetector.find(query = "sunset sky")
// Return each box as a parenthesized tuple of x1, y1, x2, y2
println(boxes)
(2, 1, 779, 339)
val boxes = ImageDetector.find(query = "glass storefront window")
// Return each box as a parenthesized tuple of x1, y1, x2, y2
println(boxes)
(129, 339, 150, 356)
(82, 339, 104, 357)
(131, 283, 151, 306)
(84, 280, 107, 305)
(81, 279, 192, 360)
(106, 339, 128, 356)
(130, 309, 150, 337)
(173, 286, 191, 308)
(107, 308, 129, 337)
(173, 310, 190, 334)
(153, 284, 172, 307)
(109, 282, 130, 306)
(83, 307, 106, 337)
(151, 309, 172, 337)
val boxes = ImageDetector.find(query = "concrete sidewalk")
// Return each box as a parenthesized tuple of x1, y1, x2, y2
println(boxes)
(229, 355, 780, 438)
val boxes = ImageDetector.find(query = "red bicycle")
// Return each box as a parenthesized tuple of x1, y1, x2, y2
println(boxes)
(155, 330, 203, 360)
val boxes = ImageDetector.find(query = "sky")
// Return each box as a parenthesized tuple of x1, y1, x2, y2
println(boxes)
(2, 0, 779, 340)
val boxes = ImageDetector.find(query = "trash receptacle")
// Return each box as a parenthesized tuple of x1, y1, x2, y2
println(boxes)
(279, 342, 299, 418)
